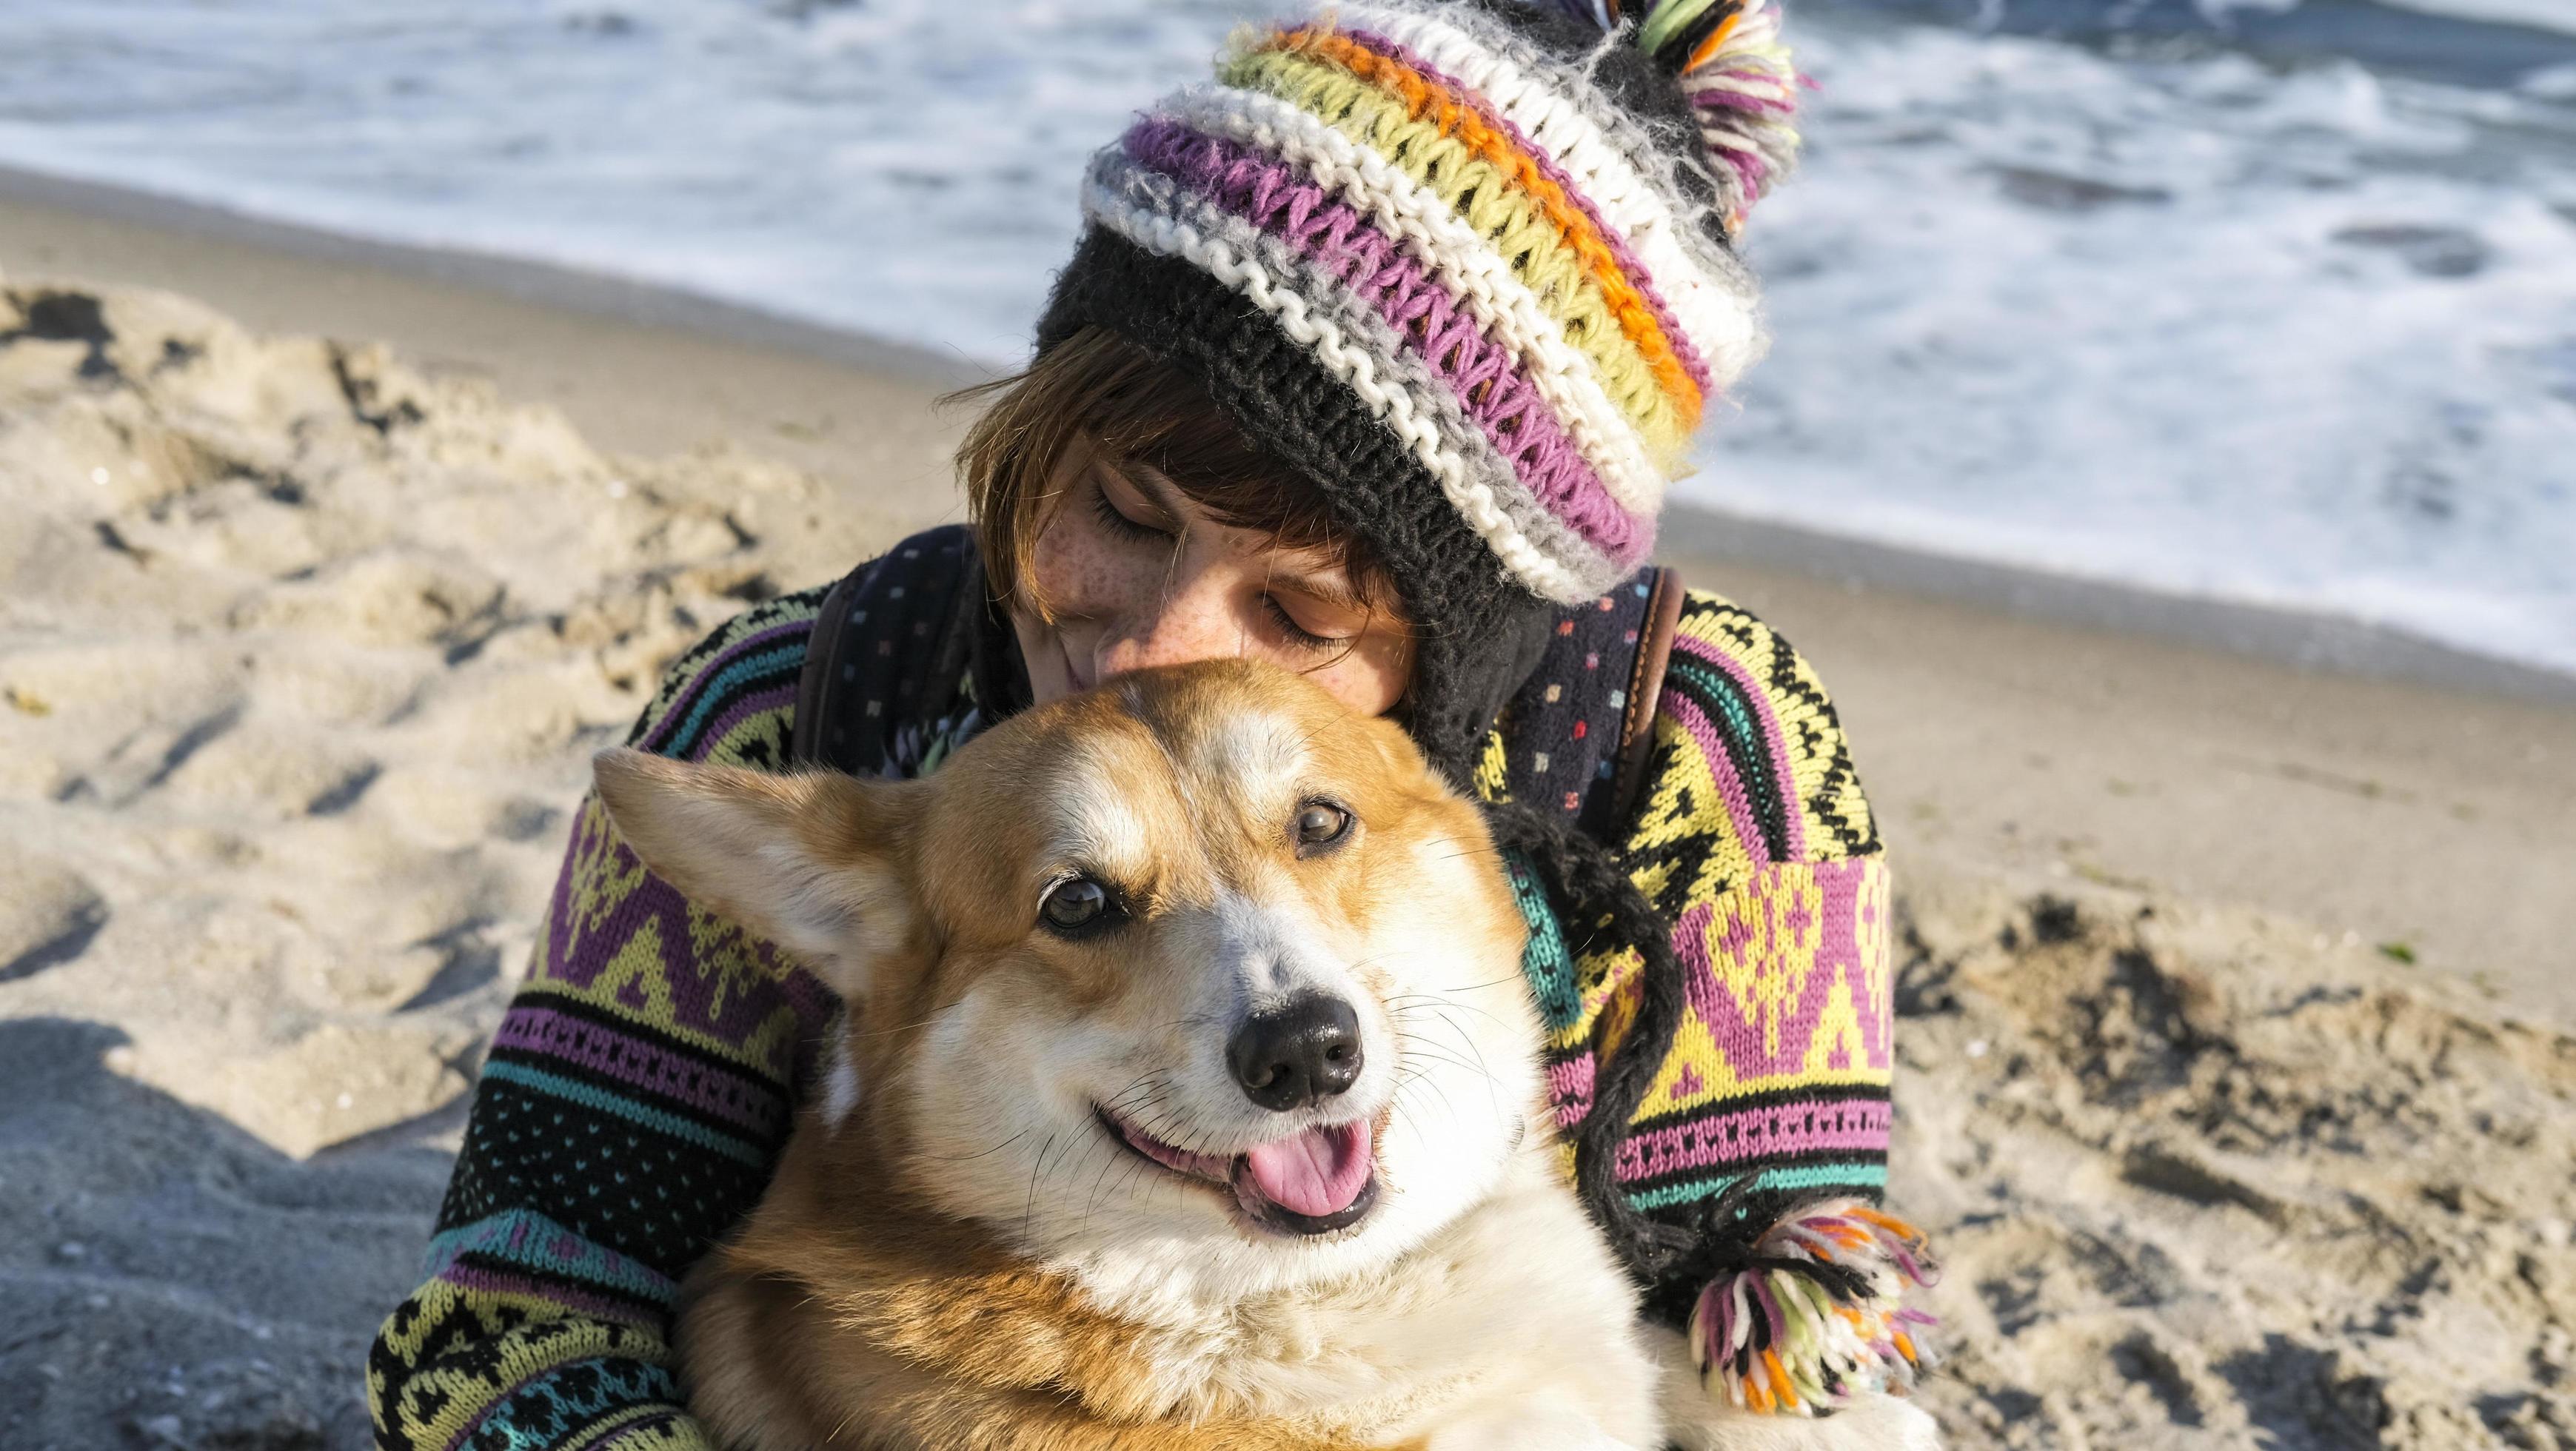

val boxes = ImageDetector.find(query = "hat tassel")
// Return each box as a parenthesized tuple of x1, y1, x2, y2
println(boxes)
(1687, 1199, 1941, 1416)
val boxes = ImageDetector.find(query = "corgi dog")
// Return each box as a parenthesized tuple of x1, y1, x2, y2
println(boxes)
(594, 658, 1935, 1451)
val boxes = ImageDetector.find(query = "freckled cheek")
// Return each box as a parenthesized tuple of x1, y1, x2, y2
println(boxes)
(1308, 643, 1411, 718)
(1032, 511, 1159, 625)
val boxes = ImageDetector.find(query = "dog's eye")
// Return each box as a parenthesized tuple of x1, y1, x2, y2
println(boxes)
(1294, 802, 1353, 853)
(1040, 875, 1115, 934)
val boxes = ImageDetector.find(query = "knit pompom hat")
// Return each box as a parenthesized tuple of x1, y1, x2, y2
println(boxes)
(1037, 0, 1801, 779)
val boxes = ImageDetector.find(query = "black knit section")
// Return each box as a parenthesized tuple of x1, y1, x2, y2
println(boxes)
(1483, 799, 1697, 1288)
(489, 992, 792, 1142)
(1633, 1178, 1891, 1331)
(1039, 228, 1553, 785)
(432, 1076, 780, 1278)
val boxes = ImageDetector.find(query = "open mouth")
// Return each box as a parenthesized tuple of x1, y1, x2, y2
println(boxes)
(1094, 1105, 1379, 1236)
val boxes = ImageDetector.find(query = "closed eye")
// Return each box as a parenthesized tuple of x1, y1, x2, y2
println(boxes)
(1091, 485, 1168, 544)
(1261, 594, 1347, 653)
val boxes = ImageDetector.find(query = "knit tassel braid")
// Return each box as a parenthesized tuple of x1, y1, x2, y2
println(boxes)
(1685, 1190, 1939, 1414)
(1485, 791, 1937, 1418)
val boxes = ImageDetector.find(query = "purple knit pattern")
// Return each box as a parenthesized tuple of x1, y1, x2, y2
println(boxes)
(1335, 24, 1718, 394)
(1673, 857, 1893, 1085)
(429, 1264, 663, 1328)
(1616, 1097, 1892, 1182)
(489, 1006, 787, 1138)
(1124, 116, 1650, 567)
(687, 684, 798, 766)
(535, 801, 834, 1082)
(636, 617, 808, 755)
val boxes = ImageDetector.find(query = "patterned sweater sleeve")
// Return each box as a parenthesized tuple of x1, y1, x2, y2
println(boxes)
(1557, 588, 1922, 1409)
(367, 587, 841, 1451)
(1590, 588, 1892, 1213)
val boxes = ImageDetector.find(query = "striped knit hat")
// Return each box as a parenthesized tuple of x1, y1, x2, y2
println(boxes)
(1038, 0, 1801, 776)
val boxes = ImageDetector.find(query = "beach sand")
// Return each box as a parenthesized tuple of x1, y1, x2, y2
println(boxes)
(3, 189, 2572, 1449)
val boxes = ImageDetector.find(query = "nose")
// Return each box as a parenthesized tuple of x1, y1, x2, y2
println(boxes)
(1226, 994, 1363, 1112)
(1098, 617, 1227, 679)
(1094, 569, 1242, 678)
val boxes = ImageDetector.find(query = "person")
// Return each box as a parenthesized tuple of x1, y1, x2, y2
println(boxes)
(367, 1, 1934, 1445)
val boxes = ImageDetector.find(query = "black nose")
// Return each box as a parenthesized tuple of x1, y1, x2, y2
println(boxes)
(1226, 994, 1363, 1112)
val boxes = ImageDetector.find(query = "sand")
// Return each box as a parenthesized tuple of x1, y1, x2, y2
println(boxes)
(2, 204, 2572, 1450)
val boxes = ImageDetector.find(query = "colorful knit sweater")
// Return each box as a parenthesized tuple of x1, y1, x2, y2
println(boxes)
(366, 525, 1898, 1450)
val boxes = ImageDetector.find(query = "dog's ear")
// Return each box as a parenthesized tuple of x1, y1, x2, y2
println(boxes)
(591, 748, 922, 1001)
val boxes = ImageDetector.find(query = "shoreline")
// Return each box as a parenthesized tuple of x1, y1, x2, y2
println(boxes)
(0, 163, 992, 390)
(6, 161, 2572, 1005)
(8, 161, 2567, 708)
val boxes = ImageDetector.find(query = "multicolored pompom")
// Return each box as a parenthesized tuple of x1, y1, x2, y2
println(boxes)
(1546, 0, 1806, 235)
(1687, 1201, 1940, 1415)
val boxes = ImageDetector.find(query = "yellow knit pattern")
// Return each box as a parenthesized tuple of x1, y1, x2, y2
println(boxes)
(1219, 45, 1693, 464)
(370, 1281, 711, 1451)
(1529, 590, 1887, 1123)
(1635, 857, 1893, 1119)
(1672, 600, 1879, 863)
(537, 794, 814, 1080)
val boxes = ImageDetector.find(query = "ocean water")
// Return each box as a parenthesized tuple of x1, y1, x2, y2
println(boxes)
(2, 0, 2570, 672)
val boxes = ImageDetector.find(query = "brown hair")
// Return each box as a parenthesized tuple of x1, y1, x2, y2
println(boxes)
(954, 327, 1399, 625)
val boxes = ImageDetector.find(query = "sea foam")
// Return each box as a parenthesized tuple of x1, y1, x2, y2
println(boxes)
(1, 0, 2566, 671)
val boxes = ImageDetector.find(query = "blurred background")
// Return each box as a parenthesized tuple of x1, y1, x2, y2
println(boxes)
(5, 0, 2573, 664)
(3, 3, 2574, 1448)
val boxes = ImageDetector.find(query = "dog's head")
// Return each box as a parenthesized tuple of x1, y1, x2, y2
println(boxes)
(595, 657, 1540, 1304)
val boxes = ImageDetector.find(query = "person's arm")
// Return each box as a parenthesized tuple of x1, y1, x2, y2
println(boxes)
(368, 586, 834, 1451)
(1586, 589, 1932, 1413)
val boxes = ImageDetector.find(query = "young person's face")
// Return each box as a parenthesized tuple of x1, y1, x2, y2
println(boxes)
(1014, 438, 1415, 716)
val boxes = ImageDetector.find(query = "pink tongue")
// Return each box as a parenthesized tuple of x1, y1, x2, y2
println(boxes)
(1238, 1122, 1374, 1218)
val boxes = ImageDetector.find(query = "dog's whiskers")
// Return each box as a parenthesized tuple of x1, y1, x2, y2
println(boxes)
(1392, 1033, 1497, 1087)
(1023, 1132, 1061, 1241)
(1385, 991, 1513, 1030)
(1101, 1070, 1176, 1119)
(1391, 1071, 1458, 1126)
(1422, 1006, 1499, 1086)
(914, 1126, 1034, 1162)
(1080, 1130, 1129, 1229)
(841, 1011, 951, 1042)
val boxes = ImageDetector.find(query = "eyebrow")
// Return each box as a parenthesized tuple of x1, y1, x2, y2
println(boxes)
(1114, 460, 1373, 618)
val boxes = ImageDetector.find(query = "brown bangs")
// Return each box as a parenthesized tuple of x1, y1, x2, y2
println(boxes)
(954, 326, 1397, 623)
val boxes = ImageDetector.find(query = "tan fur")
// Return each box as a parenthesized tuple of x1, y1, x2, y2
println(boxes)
(596, 660, 1898, 1451)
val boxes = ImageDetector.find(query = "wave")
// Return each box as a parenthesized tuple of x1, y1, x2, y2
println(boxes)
(1, 0, 2568, 676)
(2364, 0, 2576, 38)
